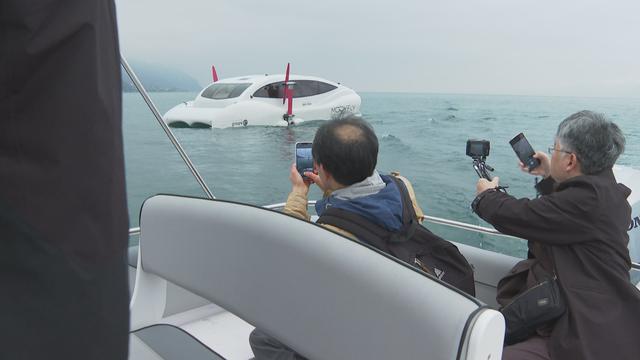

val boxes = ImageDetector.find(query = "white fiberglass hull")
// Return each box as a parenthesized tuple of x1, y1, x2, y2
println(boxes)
(164, 95, 361, 128)
(163, 73, 361, 128)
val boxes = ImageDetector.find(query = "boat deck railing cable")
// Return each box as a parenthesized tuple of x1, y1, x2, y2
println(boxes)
(262, 200, 640, 271)
(264, 201, 515, 237)
(120, 55, 215, 201)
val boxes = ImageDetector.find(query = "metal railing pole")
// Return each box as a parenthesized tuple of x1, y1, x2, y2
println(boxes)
(129, 227, 141, 236)
(120, 55, 215, 200)
(264, 200, 517, 238)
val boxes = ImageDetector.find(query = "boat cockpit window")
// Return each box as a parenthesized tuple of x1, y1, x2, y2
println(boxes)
(253, 80, 337, 99)
(295, 80, 338, 97)
(200, 83, 251, 99)
(253, 82, 286, 98)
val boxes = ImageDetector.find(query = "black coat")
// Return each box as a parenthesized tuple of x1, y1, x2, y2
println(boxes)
(475, 169, 640, 360)
(0, 1, 129, 358)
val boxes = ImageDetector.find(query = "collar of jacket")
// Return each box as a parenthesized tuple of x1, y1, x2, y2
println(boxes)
(315, 174, 404, 232)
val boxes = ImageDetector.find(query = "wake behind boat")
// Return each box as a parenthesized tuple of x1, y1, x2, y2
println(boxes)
(163, 64, 361, 128)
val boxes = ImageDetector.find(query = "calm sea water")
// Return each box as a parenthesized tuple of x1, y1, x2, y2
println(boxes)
(123, 92, 640, 257)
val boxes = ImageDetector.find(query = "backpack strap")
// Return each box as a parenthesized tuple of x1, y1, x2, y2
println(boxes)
(390, 171, 425, 222)
(387, 176, 418, 241)
(388, 176, 416, 224)
(317, 207, 392, 252)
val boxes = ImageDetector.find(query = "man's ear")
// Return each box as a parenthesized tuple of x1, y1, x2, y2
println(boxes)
(318, 163, 337, 184)
(318, 163, 331, 179)
(565, 153, 581, 174)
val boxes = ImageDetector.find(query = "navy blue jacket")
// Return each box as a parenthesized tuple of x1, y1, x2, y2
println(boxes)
(315, 175, 404, 232)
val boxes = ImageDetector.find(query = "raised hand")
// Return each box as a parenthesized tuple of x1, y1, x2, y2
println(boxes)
(519, 151, 550, 177)
(304, 169, 327, 193)
(289, 163, 311, 193)
(476, 176, 500, 196)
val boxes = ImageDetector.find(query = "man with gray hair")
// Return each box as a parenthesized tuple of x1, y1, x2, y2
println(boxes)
(472, 110, 640, 360)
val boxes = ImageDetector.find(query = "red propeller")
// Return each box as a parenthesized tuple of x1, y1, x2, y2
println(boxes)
(211, 65, 219, 82)
(282, 63, 290, 104)
(282, 62, 295, 124)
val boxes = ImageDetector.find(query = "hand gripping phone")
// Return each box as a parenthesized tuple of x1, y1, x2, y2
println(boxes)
(509, 133, 540, 170)
(295, 142, 314, 179)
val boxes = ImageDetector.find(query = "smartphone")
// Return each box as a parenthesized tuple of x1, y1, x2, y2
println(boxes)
(295, 142, 314, 179)
(509, 133, 540, 170)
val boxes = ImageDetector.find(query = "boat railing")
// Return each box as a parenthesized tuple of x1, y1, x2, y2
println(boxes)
(263, 200, 640, 270)
(263, 201, 515, 238)
(129, 201, 640, 271)
(121, 56, 215, 200)
(128, 200, 509, 237)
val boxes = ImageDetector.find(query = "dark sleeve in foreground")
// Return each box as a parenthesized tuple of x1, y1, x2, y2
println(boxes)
(473, 181, 598, 245)
(0, 1, 129, 359)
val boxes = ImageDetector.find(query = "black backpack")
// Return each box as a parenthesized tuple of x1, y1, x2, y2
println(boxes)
(317, 176, 476, 296)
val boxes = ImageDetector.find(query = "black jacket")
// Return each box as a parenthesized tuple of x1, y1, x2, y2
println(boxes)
(474, 169, 640, 360)
(1, 1, 129, 358)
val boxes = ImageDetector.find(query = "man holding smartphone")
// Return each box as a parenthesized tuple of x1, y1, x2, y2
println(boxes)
(473, 111, 640, 360)
(286, 116, 424, 240)
(250, 116, 426, 360)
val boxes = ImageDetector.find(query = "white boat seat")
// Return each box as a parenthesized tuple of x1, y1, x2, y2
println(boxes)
(133, 195, 505, 359)
(130, 324, 225, 360)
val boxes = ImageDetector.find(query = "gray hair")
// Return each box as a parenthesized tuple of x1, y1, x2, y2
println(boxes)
(556, 110, 625, 174)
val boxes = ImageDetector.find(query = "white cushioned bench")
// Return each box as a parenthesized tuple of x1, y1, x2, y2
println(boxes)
(130, 195, 505, 359)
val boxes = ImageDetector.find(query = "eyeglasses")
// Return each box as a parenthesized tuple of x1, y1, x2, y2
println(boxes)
(547, 146, 572, 155)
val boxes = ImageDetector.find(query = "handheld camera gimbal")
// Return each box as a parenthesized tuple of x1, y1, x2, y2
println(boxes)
(466, 139, 494, 180)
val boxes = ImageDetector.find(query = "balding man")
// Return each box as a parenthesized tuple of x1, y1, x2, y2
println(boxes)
(250, 116, 428, 359)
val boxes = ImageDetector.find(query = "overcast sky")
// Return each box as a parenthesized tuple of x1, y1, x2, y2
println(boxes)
(116, 0, 640, 97)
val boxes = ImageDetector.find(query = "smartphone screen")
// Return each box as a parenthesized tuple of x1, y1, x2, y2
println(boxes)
(295, 142, 314, 178)
(509, 133, 540, 170)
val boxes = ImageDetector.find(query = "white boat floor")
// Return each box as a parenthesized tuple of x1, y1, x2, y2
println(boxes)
(162, 304, 255, 360)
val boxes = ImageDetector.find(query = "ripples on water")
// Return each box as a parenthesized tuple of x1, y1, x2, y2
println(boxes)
(124, 92, 640, 256)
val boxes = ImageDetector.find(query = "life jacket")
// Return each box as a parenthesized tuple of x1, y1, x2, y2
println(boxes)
(317, 176, 476, 296)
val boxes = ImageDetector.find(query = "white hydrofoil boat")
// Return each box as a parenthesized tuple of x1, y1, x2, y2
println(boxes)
(163, 64, 361, 129)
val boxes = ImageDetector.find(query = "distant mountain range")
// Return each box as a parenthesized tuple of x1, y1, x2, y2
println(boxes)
(122, 61, 202, 92)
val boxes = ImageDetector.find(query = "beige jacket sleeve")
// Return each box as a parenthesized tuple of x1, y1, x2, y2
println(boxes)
(283, 188, 357, 240)
(283, 188, 311, 221)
